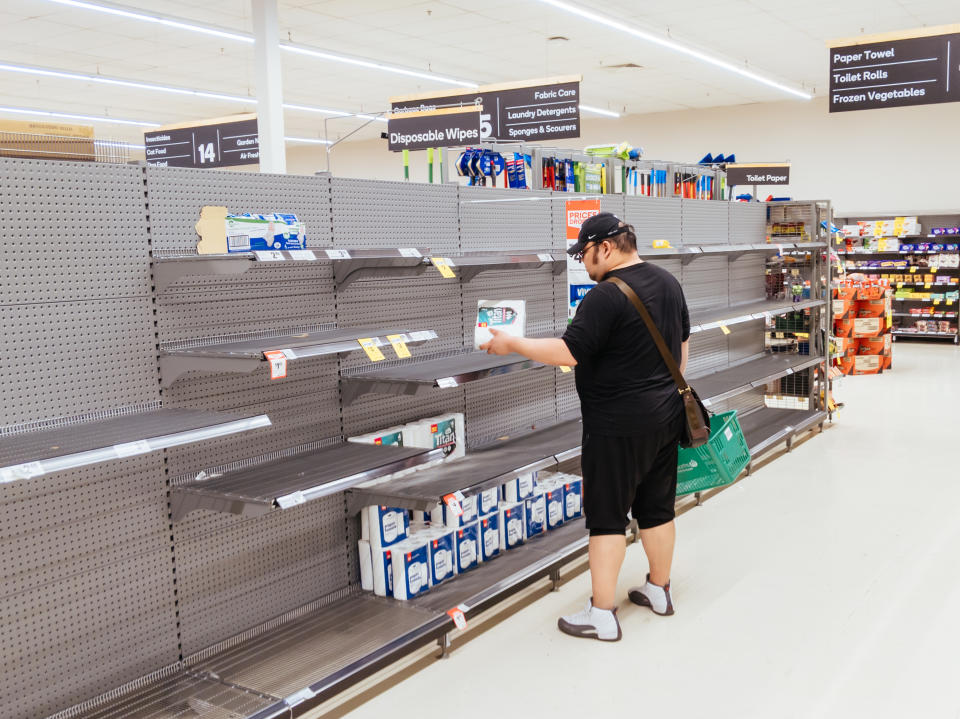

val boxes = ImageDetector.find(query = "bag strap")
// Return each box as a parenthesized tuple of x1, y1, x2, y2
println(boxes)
(605, 276, 691, 395)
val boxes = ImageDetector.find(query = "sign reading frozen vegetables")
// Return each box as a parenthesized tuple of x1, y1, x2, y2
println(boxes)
(390, 75, 582, 143)
(386, 107, 481, 152)
(828, 25, 960, 112)
(144, 114, 259, 168)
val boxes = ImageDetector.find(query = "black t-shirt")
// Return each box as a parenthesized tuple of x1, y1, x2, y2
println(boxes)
(562, 262, 690, 436)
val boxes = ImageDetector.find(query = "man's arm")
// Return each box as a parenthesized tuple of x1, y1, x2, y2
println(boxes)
(480, 329, 577, 367)
(680, 340, 689, 375)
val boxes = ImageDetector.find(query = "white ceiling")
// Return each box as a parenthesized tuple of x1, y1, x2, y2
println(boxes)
(0, 0, 956, 145)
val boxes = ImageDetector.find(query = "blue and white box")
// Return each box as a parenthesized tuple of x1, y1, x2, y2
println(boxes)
(225, 212, 306, 252)
(479, 513, 500, 562)
(478, 486, 499, 515)
(362, 505, 409, 552)
(524, 493, 546, 539)
(544, 487, 565, 530)
(499, 502, 526, 551)
(431, 493, 478, 528)
(427, 528, 456, 586)
(563, 478, 583, 520)
(391, 539, 430, 600)
(503, 472, 536, 503)
(358, 540, 394, 597)
(455, 522, 480, 573)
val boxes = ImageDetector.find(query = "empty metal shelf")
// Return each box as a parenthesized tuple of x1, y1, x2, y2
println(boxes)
(740, 406, 827, 458)
(154, 250, 331, 292)
(347, 419, 582, 512)
(691, 354, 825, 406)
(0, 409, 271, 483)
(171, 442, 447, 521)
(332, 248, 431, 288)
(341, 350, 546, 405)
(690, 299, 824, 334)
(435, 252, 565, 281)
(160, 328, 438, 386)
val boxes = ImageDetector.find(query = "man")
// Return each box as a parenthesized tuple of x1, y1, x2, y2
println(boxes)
(480, 212, 689, 642)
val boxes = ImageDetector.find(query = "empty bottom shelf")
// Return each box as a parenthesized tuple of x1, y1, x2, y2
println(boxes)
(740, 406, 827, 457)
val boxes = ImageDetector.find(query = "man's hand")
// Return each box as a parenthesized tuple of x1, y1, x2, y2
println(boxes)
(479, 328, 515, 355)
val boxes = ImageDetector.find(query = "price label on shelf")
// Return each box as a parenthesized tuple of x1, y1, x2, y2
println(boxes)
(652, 239, 672, 249)
(398, 248, 422, 257)
(357, 337, 386, 362)
(447, 604, 469, 631)
(443, 490, 465, 517)
(933, 299, 941, 305)
(254, 250, 285, 262)
(386, 334, 412, 359)
(283, 688, 316, 707)
(114, 440, 151, 458)
(263, 350, 289, 379)
(720, 324, 731, 335)
(538, 253, 554, 262)
(785, 368, 794, 375)
(287, 250, 317, 261)
(325, 249, 352, 260)
(437, 377, 458, 388)
(0, 461, 45, 482)
(910, 266, 918, 273)
(560, 365, 572, 373)
(925, 283, 932, 289)
(897, 283, 904, 288)
(276, 491, 307, 509)
(408, 331, 435, 342)
(431, 257, 456, 279)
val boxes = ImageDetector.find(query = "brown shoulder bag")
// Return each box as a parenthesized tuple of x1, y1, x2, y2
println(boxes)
(605, 276, 711, 448)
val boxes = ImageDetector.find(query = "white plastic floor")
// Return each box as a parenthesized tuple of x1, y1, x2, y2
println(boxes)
(329, 342, 960, 719)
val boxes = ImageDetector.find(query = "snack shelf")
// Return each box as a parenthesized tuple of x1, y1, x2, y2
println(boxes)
(892, 312, 957, 319)
(159, 328, 439, 387)
(346, 419, 582, 512)
(340, 349, 547, 405)
(892, 330, 958, 340)
(0, 409, 271, 483)
(171, 442, 447, 521)
(429, 252, 565, 281)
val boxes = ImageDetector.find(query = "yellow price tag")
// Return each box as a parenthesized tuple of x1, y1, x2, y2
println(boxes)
(560, 365, 572, 373)
(925, 283, 931, 289)
(886, 313, 893, 329)
(934, 299, 941, 305)
(949, 301, 955, 306)
(431, 257, 456, 279)
(386, 334, 411, 359)
(897, 283, 904, 288)
(910, 266, 918, 273)
(357, 337, 386, 362)
(652, 239, 672, 249)
(720, 325, 731, 335)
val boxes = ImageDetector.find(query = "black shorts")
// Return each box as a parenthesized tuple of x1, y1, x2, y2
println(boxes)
(581, 414, 683, 534)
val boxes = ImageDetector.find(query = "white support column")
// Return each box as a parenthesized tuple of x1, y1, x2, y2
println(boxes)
(252, 0, 286, 173)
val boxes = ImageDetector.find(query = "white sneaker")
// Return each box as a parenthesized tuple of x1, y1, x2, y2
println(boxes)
(628, 573, 674, 616)
(557, 599, 622, 641)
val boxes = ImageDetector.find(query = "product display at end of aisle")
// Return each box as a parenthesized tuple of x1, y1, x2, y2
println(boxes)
(833, 279, 894, 374)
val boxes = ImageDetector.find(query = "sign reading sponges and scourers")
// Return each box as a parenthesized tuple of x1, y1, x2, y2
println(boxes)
(475, 300, 526, 349)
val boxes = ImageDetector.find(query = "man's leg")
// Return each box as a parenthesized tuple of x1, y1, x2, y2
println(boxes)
(589, 533, 626, 610)
(638, 519, 675, 587)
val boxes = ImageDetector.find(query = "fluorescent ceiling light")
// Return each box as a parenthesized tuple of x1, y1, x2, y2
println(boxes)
(283, 103, 387, 123)
(534, 0, 812, 100)
(580, 104, 620, 118)
(284, 136, 333, 145)
(42, 0, 475, 87)
(0, 105, 159, 127)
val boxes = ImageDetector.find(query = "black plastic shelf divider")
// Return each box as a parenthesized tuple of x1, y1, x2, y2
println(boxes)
(0, 409, 271, 483)
(692, 354, 825, 407)
(689, 299, 824, 334)
(171, 442, 446, 521)
(346, 419, 582, 512)
(331, 248, 431, 289)
(160, 328, 438, 387)
(433, 252, 565, 281)
(739, 406, 827, 458)
(340, 349, 546, 405)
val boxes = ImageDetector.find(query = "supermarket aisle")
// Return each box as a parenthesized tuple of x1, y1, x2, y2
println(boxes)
(334, 343, 960, 719)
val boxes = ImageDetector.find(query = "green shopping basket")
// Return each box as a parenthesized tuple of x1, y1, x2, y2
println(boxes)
(676, 411, 751, 496)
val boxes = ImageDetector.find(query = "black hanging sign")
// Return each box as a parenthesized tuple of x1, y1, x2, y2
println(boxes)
(144, 114, 259, 168)
(725, 163, 791, 186)
(386, 107, 481, 152)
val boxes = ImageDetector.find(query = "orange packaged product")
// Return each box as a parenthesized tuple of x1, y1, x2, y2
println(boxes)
(853, 354, 883, 375)
(857, 335, 892, 355)
(853, 316, 884, 337)
(834, 315, 855, 338)
(855, 299, 887, 318)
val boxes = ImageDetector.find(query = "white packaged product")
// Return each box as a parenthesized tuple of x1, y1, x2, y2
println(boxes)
(427, 527, 456, 586)
(563, 478, 583, 520)
(499, 503, 526, 551)
(455, 523, 480, 573)
(348, 425, 406, 447)
(359, 540, 395, 597)
(475, 299, 526, 350)
(477, 486, 499, 515)
(543, 486, 565, 530)
(358, 540, 373, 592)
(524, 493, 546, 538)
(402, 413, 466, 460)
(362, 505, 409, 551)
(479, 513, 500, 562)
(391, 539, 430, 600)
(432, 493, 478, 528)
(503, 472, 536, 503)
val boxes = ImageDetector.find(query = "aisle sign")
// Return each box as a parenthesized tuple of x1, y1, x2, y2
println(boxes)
(386, 107, 480, 152)
(828, 25, 960, 112)
(144, 114, 259, 168)
(725, 163, 791, 185)
(390, 75, 582, 142)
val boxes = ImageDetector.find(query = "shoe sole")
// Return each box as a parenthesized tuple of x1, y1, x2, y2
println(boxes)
(627, 589, 674, 616)
(557, 617, 622, 642)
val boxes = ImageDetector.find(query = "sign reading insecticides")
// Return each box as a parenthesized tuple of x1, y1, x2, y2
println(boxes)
(386, 107, 481, 152)
(725, 163, 791, 186)
(144, 114, 259, 168)
(828, 25, 960, 112)
(390, 75, 582, 143)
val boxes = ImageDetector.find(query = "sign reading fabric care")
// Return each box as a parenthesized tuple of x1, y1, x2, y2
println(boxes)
(829, 25, 960, 112)
(390, 75, 582, 143)
(144, 114, 259, 168)
(386, 107, 481, 152)
(725, 163, 791, 186)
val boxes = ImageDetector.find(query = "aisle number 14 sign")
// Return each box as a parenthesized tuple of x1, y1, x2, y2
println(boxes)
(144, 114, 259, 169)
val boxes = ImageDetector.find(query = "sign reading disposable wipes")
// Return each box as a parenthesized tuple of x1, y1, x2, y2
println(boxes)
(387, 107, 480, 152)
(725, 163, 791, 186)
(829, 27, 960, 112)
(390, 75, 582, 142)
(144, 114, 259, 168)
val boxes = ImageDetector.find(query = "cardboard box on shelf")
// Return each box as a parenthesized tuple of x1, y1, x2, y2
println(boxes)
(853, 354, 883, 375)
(853, 316, 885, 338)
(855, 299, 887, 318)
(834, 316, 854, 338)
(857, 335, 892, 355)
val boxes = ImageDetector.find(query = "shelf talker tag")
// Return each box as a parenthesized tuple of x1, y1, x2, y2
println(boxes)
(357, 338, 386, 362)
(720, 324, 731, 335)
(560, 365, 572, 373)
(443, 491, 465, 517)
(431, 257, 456, 279)
(264, 350, 288, 379)
(386, 334, 412, 359)
(652, 239, 672, 249)
(447, 605, 468, 631)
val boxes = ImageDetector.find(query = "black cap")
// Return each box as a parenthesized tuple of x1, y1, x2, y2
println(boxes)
(567, 212, 625, 256)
